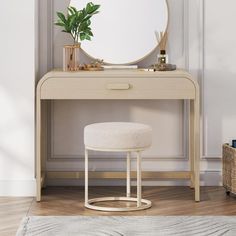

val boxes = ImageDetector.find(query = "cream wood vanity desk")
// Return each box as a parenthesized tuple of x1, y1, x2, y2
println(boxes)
(36, 69, 200, 202)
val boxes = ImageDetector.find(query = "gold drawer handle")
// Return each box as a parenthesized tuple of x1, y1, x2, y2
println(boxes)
(106, 83, 130, 90)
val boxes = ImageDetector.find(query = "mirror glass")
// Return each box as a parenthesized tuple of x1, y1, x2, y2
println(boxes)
(70, 0, 168, 64)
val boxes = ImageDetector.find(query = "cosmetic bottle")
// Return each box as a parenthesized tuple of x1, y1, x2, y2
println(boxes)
(158, 50, 168, 64)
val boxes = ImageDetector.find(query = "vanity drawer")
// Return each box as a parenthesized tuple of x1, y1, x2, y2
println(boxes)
(40, 76, 196, 100)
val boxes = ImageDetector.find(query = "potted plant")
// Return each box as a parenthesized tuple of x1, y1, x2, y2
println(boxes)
(55, 3, 100, 71)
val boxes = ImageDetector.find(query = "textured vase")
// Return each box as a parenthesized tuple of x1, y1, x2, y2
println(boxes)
(63, 44, 80, 71)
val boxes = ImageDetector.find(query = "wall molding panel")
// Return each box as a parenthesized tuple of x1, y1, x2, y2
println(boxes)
(38, 0, 224, 186)
(47, 101, 187, 161)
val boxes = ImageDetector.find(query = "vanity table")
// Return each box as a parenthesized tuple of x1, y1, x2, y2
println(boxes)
(36, 69, 200, 202)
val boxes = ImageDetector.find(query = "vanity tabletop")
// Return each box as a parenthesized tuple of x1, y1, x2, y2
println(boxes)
(37, 69, 198, 100)
(41, 68, 193, 79)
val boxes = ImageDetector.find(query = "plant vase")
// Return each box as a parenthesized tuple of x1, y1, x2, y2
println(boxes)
(63, 43, 81, 71)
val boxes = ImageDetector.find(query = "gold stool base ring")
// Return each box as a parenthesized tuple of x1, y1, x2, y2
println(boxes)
(85, 196, 152, 212)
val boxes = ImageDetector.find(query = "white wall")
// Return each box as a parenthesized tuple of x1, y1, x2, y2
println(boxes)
(41, 0, 195, 186)
(41, 0, 227, 186)
(204, 0, 236, 157)
(44, 0, 236, 186)
(0, 1, 37, 196)
(2, 0, 235, 196)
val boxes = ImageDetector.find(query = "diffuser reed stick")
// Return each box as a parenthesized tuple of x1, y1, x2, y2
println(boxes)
(155, 31, 168, 51)
(154, 31, 169, 69)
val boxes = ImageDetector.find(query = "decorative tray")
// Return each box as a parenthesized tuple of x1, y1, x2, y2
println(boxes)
(154, 63, 177, 71)
(82, 67, 104, 71)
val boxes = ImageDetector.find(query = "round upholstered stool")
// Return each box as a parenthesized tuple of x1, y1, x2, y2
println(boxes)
(84, 122, 152, 212)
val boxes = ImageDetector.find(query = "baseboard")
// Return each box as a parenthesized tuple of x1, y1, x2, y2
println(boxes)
(46, 171, 222, 187)
(0, 171, 221, 197)
(0, 179, 36, 197)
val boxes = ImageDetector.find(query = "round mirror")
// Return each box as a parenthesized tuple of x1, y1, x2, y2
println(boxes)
(70, 0, 168, 64)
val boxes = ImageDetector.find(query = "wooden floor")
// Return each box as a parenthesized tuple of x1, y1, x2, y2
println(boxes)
(1, 186, 236, 235)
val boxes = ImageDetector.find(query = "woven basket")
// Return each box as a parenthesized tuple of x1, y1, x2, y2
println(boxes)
(222, 143, 236, 194)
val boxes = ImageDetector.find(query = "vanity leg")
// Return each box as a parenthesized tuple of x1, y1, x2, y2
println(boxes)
(41, 101, 48, 189)
(191, 99, 200, 202)
(189, 101, 195, 189)
(36, 97, 41, 202)
(126, 152, 131, 198)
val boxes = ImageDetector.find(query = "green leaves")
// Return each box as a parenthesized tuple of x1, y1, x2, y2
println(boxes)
(86, 2, 100, 14)
(56, 12, 67, 24)
(54, 3, 100, 44)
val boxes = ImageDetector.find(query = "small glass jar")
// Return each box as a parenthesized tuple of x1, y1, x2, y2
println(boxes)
(157, 50, 168, 64)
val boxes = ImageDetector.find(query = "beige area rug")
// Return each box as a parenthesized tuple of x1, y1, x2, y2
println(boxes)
(16, 216, 236, 236)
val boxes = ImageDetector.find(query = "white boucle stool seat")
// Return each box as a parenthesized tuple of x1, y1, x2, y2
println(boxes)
(84, 122, 152, 150)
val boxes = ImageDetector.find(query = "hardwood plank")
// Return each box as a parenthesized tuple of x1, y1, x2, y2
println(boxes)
(0, 197, 33, 236)
(29, 187, 236, 216)
(2, 187, 236, 235)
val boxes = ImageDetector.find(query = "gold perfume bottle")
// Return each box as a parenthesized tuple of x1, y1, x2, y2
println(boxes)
(157, 50, 168, 64)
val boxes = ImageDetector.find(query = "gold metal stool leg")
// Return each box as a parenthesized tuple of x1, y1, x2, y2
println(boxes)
(127, 152, 131, 198)
(137, 151, 142, 207)
(84, 147, 152, 212)
(85, 148, 89, 207)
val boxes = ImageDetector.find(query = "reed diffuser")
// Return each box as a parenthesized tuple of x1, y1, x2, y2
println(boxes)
(155, 31, 168, 65)
(153, 31, 176, 71)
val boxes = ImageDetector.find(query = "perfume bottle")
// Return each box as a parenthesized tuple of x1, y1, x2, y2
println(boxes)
(158, 50, 168, 64)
